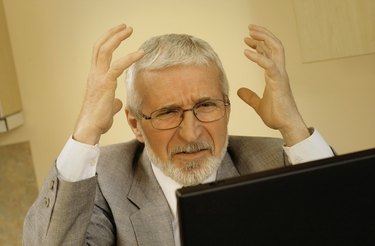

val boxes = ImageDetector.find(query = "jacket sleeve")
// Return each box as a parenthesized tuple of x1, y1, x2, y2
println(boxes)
(22, 164, 112, 245)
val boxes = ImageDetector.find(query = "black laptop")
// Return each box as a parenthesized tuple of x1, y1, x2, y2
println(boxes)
(176, 148, 375, 246)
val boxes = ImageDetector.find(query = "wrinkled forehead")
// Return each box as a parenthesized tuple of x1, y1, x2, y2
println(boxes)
(135, 64, 224, 108)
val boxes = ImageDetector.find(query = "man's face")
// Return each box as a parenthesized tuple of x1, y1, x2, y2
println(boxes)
(129, 64, 230, 185)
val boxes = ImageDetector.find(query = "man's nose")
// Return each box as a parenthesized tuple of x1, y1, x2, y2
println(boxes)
(177, 110, 202, 142)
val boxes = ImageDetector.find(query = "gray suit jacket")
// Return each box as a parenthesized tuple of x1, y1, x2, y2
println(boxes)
(23, 136, 285, 245)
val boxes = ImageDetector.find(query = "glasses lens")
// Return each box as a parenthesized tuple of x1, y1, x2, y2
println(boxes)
(195, 100, 226, 122)
(151, 109, 181, 130)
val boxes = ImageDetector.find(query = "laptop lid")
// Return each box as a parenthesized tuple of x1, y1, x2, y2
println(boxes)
(176, 148, 375, 246)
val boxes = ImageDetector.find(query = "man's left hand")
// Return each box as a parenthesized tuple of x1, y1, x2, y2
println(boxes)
(237, 24, 310, 146)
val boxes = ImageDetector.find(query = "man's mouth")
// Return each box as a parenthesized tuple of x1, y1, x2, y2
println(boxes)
(179, 148, 206, 154)
(170, 142, 213, 160)
(176, 148, 209, 155)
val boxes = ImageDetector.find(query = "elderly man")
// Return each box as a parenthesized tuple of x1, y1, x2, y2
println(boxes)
(23, 24, 333, 245)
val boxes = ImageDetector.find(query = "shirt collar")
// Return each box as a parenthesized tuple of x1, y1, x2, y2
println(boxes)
(150, 162, 217, 219)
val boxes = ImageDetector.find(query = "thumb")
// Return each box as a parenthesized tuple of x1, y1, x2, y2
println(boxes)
(113, 98, 123, 116)
(237, 87, 260, 111)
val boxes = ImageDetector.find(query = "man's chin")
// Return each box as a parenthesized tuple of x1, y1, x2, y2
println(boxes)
(171, 158, 220, 186)
(171, 155, 210, 169)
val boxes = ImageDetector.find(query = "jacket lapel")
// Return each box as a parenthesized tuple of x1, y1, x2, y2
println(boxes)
(217, 152, 240, 180)
(127, 148, 239, 245)
(128, 151, 175, 246)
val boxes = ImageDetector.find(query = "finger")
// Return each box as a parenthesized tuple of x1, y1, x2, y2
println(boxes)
(244, 49, 286, 80)
(244, 36, 257, 49)
(244, 37, 272, 58)
(248, 24, 278, 41)
(95, 26, 134, 73)
(244, 49, 273, 70)
(92, 25, 134, 73)
(237, 87, 261, 111)
(248, 25, 284, 59)
(249, 30, 281, 53)
(91, 24, 127, 67)
(113, 98, 123, 115)
(107, 49, 145, 80)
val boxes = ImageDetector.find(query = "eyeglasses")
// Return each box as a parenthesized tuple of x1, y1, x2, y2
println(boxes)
(139, 98, 230, 130)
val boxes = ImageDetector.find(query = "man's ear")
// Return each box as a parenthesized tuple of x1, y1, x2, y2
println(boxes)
(125, 107, 145, 143)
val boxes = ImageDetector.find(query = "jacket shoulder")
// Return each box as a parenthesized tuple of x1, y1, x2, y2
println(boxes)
(97, 139, 144, 187)
(228, 135, 285, 174)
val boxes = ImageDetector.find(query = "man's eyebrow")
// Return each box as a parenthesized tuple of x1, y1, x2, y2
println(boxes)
(155, 97, 214, 111)
(155, 104, 181, 111)
(195, 97, 215, 103)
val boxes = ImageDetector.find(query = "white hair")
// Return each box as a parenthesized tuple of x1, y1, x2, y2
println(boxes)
(125, 34, 229, 114)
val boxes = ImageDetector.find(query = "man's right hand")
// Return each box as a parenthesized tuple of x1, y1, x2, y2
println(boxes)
(73, 24, 144, 145)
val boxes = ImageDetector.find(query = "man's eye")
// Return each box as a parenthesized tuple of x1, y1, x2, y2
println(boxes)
(196, 101, 218, 109)
(155, 109, 179, 119)
(195, 102, 218, 114)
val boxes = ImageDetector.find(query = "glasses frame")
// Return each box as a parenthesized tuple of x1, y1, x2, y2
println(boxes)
(139, 97, 231, 130)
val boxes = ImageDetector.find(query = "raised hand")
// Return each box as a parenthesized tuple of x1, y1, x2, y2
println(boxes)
(73, 24, 144, 145)
(237, 24, 309, 146)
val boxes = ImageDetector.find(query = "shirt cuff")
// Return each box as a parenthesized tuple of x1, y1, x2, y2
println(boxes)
(283, 128, 334, 165)
(56, 136, 100, 182)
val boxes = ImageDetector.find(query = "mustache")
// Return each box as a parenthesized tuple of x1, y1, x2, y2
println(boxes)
(169, 142, 213, 157)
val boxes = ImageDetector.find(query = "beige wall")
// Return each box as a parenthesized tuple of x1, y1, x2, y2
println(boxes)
(1, 0, 374, 188)
(0, 1, 22, 118)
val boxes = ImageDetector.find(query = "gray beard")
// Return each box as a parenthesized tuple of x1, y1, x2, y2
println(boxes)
(141, 131, 228, 186)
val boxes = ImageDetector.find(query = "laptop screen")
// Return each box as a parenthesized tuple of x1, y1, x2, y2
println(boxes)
(176, 148, 375, 246)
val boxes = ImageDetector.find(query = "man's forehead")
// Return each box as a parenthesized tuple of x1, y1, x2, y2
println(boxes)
(136, 64, 221, 85)
(144, 89, 222, 108)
